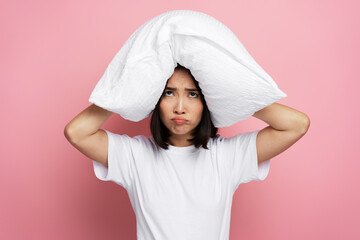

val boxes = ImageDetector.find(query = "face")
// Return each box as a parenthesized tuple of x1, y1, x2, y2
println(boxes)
(159, 69, 204, 146)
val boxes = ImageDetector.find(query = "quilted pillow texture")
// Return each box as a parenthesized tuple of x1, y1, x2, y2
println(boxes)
(88, 9, 287, 127)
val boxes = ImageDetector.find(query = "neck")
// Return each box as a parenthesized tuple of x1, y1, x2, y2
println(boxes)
(168, 134, 193, 147)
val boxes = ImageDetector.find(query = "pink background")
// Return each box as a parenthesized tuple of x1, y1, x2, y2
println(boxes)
(1, 0, 359, 239)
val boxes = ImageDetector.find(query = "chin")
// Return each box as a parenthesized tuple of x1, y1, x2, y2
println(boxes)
(170, 128, 191, 136)
(170, 130, 189, 136)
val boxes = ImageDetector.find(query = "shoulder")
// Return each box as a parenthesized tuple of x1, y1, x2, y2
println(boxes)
(205, 134, 224, 149)
(105, 130, 155, 149)
(210, 130, 259, 147)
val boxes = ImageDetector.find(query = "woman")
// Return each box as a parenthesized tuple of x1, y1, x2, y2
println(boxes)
(64, 64, 310, 240)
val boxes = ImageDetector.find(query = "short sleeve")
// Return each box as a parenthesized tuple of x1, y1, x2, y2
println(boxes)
(222, 130, 271, 191)
(92, 129, 134, 189)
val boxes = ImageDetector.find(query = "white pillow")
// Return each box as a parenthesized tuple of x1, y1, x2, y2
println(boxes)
(88, 9, 287, 127)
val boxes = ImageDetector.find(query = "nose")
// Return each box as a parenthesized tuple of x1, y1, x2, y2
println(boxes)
(174, 96, 185, 114)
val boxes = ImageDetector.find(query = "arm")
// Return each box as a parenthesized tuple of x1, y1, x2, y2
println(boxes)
(64, 104, 113, 167)
(252, 103, 310, 165)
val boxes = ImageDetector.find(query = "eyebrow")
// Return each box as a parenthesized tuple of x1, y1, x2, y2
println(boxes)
(165, 87, 199, 91)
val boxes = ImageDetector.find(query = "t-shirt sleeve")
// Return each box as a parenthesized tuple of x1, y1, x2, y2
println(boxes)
(222, 130, 271, 190)
(92, 129, 134, 189)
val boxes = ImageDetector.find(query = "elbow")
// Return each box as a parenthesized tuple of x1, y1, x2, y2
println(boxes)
(64, 125, 76, 143)
(297, 114, 311, 135)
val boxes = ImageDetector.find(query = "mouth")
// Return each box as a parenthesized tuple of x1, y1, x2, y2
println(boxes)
(172, 118, 187, 124)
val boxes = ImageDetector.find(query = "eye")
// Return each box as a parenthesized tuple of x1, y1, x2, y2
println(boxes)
(163, 90, 173, 96)
(189, 92, 199, 98)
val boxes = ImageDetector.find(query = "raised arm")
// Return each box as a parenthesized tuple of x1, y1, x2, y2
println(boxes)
(64, 104, 113, 167)
(252, 103, 310, 165)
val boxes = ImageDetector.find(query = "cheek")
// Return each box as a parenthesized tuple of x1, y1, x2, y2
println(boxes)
(195, 104, 204, 119)
(159, 101, 168, 118)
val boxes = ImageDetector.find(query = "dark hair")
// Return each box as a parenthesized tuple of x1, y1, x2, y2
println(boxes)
(150, 63, 218, 150)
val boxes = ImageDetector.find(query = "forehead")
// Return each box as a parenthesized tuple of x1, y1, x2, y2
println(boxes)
(166, 69, 196, 87)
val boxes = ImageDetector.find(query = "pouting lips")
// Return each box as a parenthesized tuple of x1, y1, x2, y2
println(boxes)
(172, 119, 187, 124)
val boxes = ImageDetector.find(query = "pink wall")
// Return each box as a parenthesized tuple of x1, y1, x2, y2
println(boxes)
(1, 0, 359, 239)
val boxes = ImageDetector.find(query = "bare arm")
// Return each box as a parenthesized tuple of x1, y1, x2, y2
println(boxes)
(253, 103, 309, 132)
(252, 103, 310, 164)
(64, 104, 113, 142)
(64, 104, 113, 166)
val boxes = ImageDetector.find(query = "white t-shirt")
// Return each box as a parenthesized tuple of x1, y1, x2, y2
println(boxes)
(93, 129, 271, 240)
